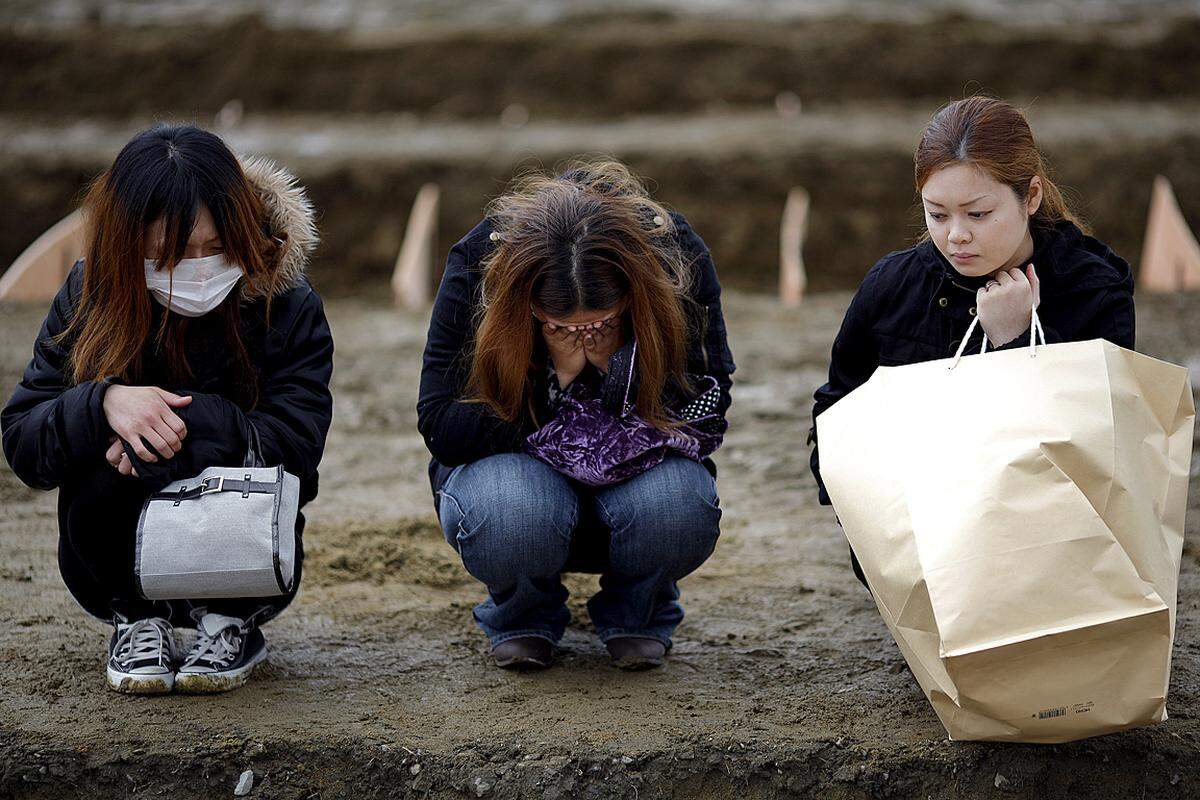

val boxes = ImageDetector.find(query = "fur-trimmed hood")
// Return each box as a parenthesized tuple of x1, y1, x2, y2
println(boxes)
(239, 155, 318, 299)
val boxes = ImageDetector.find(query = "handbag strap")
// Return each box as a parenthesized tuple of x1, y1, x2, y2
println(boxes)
(242, 418, 265, 469)
(151, 474, 278, 504)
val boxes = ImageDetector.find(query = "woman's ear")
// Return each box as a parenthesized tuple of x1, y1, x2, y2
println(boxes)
(1026, 176, 1044, 217)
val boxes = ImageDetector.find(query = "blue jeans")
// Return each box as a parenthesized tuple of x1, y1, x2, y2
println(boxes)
(437, 453, 721, 648)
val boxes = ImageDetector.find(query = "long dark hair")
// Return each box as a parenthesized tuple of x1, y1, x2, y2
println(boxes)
(915, 96, 1087, 236)
(61, 124, 280, 408)
(468, 158, 693, 429)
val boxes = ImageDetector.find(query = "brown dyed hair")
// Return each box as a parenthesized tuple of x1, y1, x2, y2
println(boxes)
(61, 124, 280, 408)
(914, 96, 1088, 235)
(467, 158, 694, 429)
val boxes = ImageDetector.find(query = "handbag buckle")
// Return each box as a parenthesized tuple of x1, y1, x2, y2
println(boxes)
(199, 476, 225, 496)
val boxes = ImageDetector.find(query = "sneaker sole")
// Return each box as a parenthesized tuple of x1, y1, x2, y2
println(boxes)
(106, 666, 174, 695)
(174, 646, 267, 695)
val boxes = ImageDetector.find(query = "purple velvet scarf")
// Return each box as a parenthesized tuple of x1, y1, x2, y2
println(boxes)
(524, 375, 725, 487)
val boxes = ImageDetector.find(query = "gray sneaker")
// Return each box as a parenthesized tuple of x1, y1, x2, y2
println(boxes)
(106, 616, 178, 695)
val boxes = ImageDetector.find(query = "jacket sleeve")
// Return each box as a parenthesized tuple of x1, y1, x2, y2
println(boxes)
(679, 215, 736, 422)
(1, 268, 117, 490)
(123, 288, 335, 491)
(809, 270, 882, 506)
(416, 232, 528, 467)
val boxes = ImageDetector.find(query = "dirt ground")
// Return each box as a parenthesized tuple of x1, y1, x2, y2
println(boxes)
(2, 288, 1199, 799)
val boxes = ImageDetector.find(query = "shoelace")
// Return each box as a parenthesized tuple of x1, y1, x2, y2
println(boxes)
(183, 624, 243, 670)
(113, 618, 174, 668)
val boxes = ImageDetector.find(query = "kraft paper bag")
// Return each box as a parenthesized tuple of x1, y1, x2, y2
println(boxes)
(816, 334, 1194, 743)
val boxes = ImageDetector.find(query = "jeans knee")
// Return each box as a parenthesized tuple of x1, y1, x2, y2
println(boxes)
(599, 458, 721, 576)
(457, 511, 576, 588)
(439, 454, 578, 588)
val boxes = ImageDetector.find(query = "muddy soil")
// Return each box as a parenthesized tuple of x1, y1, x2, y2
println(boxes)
(2, 289, 1199, 799)
(3, 7, 1197, 296)
(4, 15, 1200, 121)
(2, 117, 1198, 295)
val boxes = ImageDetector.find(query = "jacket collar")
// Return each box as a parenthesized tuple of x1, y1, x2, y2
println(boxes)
(919, 221, 1107, 293)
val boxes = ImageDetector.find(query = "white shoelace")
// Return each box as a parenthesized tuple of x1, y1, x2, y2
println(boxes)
(113, 617, 175, 668)
(184, 619, 244, 670)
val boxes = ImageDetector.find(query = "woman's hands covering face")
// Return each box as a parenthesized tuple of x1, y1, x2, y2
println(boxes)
(538, 312, 625, 389)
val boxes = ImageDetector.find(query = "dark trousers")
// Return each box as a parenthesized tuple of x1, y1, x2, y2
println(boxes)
(56, 466, 303, 628)
(836, 516, 870, 590)
(849, 546, 869, 590)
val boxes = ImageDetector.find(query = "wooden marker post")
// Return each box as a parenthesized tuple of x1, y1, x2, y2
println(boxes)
(392, 183, 440, 309)
(1139, 175, 1200, 293)
(0, 210, 85, 302)
(780, 187, 810, 307)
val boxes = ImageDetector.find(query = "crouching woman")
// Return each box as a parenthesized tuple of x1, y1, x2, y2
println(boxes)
(418, 160, 736, 671)
(1, 125, 333, 694)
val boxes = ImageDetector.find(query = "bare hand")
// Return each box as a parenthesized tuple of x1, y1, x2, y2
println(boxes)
(976, 264, 1041, 347)
(102, 385, 192, 463)
(104, 436, 139, 477)
(541, 325, 588, 389)
(581, 319, 625, 373)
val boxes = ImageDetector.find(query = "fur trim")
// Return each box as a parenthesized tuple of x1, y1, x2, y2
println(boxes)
(238, 155, 318, 298)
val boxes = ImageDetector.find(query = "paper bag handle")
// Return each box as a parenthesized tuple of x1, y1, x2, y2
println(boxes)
(949, 300, 1045, 371)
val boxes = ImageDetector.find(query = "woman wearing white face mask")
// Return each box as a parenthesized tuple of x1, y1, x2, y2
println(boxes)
(1, 125, 333, 694)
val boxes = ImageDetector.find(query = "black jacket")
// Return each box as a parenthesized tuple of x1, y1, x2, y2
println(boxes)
(417, 212, 736, 498)
(809, 221, 1135, 505)
(2, 158, 334, 506)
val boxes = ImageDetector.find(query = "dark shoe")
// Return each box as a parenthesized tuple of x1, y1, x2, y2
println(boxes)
(106, 616, 178, 695)
(491, 637, 553, 671)
(605, 637, 666, 671)
(175, 611, 267, 694)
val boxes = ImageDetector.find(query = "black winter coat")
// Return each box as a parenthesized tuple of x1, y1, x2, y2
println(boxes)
(809, 221, 1135, 505)
(417, 212, 736, 499)
(2, 263, 334, 504)
(2, 157, 334, 506)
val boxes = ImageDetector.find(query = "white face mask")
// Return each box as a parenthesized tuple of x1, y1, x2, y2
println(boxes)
(143, 254, 243, 317)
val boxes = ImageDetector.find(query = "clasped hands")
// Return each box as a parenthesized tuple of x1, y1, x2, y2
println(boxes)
(101, 384, 193, 477)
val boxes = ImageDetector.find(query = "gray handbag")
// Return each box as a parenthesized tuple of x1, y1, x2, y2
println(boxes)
(135, 424, 300, 600)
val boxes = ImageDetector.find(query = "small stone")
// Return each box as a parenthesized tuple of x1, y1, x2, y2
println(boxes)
(471, 774, 493, 797)
(410, 763, 421, 776)
(234, 769, 254, 796)
(620, 756, 634, 765)
(994, 773, 1009, 790)
(1172, 773, 1181, 786)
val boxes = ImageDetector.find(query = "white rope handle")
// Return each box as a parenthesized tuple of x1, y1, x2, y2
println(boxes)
(948, 302, 1044, 371)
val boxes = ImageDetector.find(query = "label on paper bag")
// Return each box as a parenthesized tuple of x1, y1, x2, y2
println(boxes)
(1034, 700, 1094, 720)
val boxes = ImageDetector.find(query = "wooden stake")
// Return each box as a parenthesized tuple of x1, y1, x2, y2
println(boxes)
(392, 183, 440, 309)
(780, 187, 810, 307)
(1139, 175, 1200, 293)
(0, 209, 84, 302)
